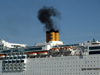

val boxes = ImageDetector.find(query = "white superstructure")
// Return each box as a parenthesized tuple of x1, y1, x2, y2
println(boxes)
(0, 39, 100, 75)
(0, 40, 27, 50)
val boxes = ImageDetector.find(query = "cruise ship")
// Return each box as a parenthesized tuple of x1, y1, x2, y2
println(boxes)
(0, 30, 100, 75)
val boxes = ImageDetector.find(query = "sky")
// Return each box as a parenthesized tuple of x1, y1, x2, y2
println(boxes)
(0, 0, 100, 46)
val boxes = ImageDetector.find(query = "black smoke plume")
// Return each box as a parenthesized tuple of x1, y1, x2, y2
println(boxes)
(38, 6, 61, 31)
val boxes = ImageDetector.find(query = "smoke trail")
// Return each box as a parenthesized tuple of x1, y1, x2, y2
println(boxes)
(38, 6, 61, 31)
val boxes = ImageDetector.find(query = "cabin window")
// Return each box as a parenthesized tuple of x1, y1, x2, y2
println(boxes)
(0, 48, 3, 50)
(14, 50, 19, 52)
(0, 45, 3, 47)
(16, 60, 20, 63)
(4, 61, 7, 63)
(89, 51, 100, 55)
(6, 57, 9, 59)
(8, 61, 12, 63)
(22, 56, 25, 59)
(10, 57, 13, 59)
(21, 60, 24, 62)
(12, 61, 16, 63)
(14, 57, 17, 59)
(18, 56, 21, 59)
(89, 46, 100, 50)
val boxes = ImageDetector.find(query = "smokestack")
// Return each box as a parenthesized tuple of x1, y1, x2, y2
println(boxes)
(46, 31, 50, 43)
(38, 6, 60, 43)
(49, 29, 56, 41)
(55, 30, 59, 41)
(46, 29, 59, 43)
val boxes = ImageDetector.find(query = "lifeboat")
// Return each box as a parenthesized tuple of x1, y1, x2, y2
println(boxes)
(38, 51, 48, 56)
(28, 52, 37, 56)
(61, 47, 73, 52)
(0, 54, 5, 58)
(50, 48, 60, 53)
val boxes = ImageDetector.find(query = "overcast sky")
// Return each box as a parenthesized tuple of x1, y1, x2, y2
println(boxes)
(0, 0, 100, 46)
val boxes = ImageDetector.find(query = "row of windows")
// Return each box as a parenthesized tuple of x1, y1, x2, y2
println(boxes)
(31, 61, 78, 64)
(1, 47, 42, 53)
(5, 56, 26, 59)
(31, 57, 78, 62)
(87, 60, 98, 63)
(0, 45, 3, 47)
(5, 63, 25, 65)
(4, 60, 24, 63)
(82, 68, 100, 71)
(89, 51, 100, 55)
(1, 72, 99, 75)
(4, 67, 25, 69)
(28, 64, 97, 69)
(23, 73, 82, 75)
(89, 46, 100, 50)
(0, 48, 3, 50)
(53, 44, 79, 48)
(7, 53, 27, 55)
(29, 61, 80, 65)
(29, 69, 81, 72)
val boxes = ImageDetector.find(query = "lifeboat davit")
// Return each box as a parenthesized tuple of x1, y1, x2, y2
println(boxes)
(0, 54, 5, 58)
(38, 51, 48, 56)
(28, 52, 37, 56)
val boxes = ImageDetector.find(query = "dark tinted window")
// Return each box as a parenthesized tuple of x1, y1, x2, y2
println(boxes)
(13, 50, 18, 52)
(21, 60, 24, 62)
(4, 61, 7, 63)
(89, 46, 100, 50)
(6, 57, 9, 59)
(22, 56, 25, 58)
(18, 56, 21, 59)
(89, 51, 100, 55)
(8, 61, 11, 63)
(14, 57, 17, 59)
(10, 57, 13, 59)
(12, 61, 16, 63)
(17, 60, 20, 63)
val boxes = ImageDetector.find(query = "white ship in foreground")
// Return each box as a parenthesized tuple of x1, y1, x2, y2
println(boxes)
(0, 30, 100, 75)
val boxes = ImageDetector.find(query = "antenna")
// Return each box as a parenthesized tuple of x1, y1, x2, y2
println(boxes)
(93, 38, 95, 42)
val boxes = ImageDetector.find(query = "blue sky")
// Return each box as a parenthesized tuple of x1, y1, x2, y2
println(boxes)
(0, 0, 100, 46)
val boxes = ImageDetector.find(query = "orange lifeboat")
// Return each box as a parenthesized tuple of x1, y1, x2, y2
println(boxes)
(60, 47, 65, 50)
(55, 48, 60, 52)
(50, 47, 60, 53)
(61, 47, 73, 52)
(38, 51, 48, 56)
(28, 52, 37, 56)
(0, 54, 5, 58)
(50, 48, 56, 51)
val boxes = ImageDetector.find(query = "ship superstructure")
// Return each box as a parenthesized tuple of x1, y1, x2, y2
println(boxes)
(0, 31, 100, 75)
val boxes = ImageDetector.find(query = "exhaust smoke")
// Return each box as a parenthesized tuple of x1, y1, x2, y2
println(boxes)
(37, 6, 61, 31)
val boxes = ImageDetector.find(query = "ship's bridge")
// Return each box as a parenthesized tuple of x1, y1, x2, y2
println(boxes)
(85, 40, 100, 55)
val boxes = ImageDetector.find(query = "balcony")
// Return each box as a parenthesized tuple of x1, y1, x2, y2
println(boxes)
(20, 67, 26, 71)
(4, 64, 9, 66)
(12, 68, 16, 71)
(12, 64, 16, 66)
(4, 60, 8, 63)
(16, 67, 20, 71)
(8, 69, 12, 71)
(16, 64, 20, 66)
(4, 69, 8, 71)
(20, 64, 25, 66)
(16, 60, 20, 63)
